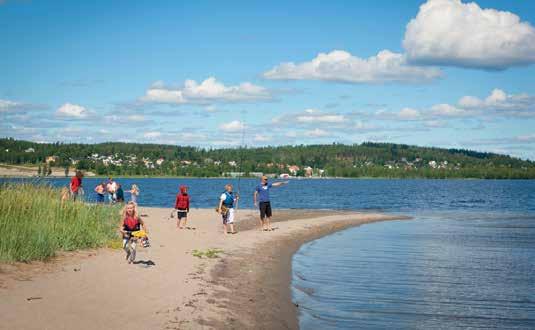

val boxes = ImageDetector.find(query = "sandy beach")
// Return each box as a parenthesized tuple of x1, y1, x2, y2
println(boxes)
(0, 207, 407, 329)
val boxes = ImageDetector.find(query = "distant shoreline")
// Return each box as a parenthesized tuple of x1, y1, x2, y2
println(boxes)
(2, 173, 533, 180)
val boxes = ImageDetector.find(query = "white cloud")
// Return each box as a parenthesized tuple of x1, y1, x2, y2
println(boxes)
(143, 131, 161, 139)
(0, 99, 19, 112)
(455, 89, 535, 116)
(403, 0, 535, 69)
(142, 77, 271, 104)
(276, 109, 350, 128)
(219, 120, 245, 132)
(263, 49, 441, 83)
(296, 108, 346, 123)
(1, 99, 46, 115)
(305, 128, 331, 137)
(398, 107, 421, 120)
(430, 103, 470, 117)
(56, 103, 90, 118)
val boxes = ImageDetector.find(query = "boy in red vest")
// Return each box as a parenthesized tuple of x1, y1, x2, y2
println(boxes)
(175, 185, 191, 229)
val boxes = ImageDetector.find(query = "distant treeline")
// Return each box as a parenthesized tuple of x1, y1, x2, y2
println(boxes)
(1, 138, 534, 179)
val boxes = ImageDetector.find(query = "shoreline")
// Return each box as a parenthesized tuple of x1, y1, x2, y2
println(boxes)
(0, 207, 409, 329)
(204, 211, 410, 329)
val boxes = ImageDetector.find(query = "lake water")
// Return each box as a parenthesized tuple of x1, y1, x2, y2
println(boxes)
(3, 177, 535, 328)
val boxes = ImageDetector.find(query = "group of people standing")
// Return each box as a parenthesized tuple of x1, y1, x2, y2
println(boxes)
(94, 178, 139, 204)
(171, 175, 288, 235)
(68, 173, 139, 205)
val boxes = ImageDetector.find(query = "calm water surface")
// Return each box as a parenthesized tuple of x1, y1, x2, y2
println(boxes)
(3, 178, 535, 328)
(293, 213, 535, 329)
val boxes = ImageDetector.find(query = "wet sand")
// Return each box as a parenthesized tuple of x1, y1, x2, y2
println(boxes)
(0, 207, 408, 329)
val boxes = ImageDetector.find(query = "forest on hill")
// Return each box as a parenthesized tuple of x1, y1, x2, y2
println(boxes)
(1, 138, 534, 179)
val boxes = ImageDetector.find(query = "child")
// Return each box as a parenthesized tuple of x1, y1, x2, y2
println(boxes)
(174, 185, 190, 229)
(119, 202, 148, 264)
(128, 184, 140, 204)
(69, 171, 84, 201)
(94, 182, 105, 203)
(60, 187, 70, 205)
(217, 184, 238, 235)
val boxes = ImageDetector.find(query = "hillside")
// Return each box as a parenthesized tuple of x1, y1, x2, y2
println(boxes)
(1, 138, 534, 179)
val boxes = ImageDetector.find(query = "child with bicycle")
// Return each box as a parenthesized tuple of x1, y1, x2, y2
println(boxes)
(119, 202, 148, 264)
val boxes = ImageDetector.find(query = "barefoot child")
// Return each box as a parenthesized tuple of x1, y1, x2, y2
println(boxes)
(217, 184, 238, 235)
(119, 202, 148, 264)
(174, 185, 190, 229)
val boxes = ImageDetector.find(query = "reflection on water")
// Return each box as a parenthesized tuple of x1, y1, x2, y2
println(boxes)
(292, 213, 535, 329)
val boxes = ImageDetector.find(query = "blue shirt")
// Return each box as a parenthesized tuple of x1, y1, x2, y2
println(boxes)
(255, 183, 272, 202)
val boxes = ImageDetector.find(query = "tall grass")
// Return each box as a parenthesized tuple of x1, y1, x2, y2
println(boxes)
(0, 183, 121, 262)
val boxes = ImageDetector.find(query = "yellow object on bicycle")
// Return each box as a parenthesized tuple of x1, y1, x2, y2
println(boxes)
(132, 230, 147, 238)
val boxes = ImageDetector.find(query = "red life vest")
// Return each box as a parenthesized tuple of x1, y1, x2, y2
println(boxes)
(123, 216, 140, 231)
(175, 193, 190, 210)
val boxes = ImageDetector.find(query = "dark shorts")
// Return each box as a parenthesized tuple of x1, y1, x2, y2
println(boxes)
(259, 201, 272, 220)
(177, 211, 188, 219)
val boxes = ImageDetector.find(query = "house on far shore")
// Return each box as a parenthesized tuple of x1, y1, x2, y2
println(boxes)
(304, 166, 313, 177)
(279, 173, 290, 179)
(25, 148, 35, 153)
(249, 172, 264, 178)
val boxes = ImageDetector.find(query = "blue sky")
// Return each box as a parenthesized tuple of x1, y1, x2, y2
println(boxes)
(2, 0, 535, 159)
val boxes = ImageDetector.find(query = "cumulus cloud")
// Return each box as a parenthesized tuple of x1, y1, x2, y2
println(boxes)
(263, 50, 441, 83)
(398, 107, 421, 120)
(376, 88, 535, 122)
(56, 103, 91, 118)
(457, 88, 535, 115)
(403, 0, 535, 69)
(142, 77, 272, 104)
(219, 120, 245, 132)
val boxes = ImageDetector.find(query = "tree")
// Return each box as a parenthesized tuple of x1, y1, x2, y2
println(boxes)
(37, 165, 42, 176)
(64, 166, 69, 177)
(47, 166, 52, 176)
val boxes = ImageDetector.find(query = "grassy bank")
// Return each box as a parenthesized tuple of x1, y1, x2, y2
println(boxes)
(0, 183, 121, 262)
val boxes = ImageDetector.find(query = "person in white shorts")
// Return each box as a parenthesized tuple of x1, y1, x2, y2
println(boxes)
(218, 183, 239, 234)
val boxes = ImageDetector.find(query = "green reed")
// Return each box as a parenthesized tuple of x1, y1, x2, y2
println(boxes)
(0, 183, 121, 262)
